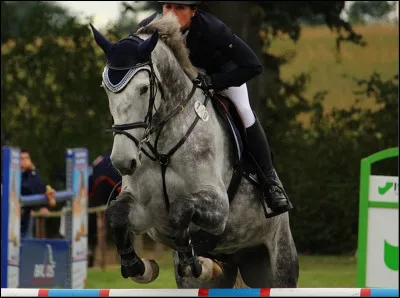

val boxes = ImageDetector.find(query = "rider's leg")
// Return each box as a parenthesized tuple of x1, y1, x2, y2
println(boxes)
(220, 84, 291, 212)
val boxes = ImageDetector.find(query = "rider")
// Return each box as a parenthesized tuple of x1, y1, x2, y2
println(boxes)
(136, 1, 292, 215)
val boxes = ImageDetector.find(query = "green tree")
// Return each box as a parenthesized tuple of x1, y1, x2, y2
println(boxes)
(1, 1, 111, 185)
(106, 1, 159, 39)
(286, 73, 398, 254)
(348, 1, 395, 24)
(1, 1, 79, 42)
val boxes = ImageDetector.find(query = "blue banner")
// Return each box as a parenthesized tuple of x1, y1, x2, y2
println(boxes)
(19, 239, 69, 288)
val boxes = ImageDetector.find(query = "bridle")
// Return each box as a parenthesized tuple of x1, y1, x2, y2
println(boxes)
(105, 34, 211, 212)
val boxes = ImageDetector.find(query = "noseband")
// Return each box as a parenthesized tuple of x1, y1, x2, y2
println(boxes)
(105, 33, 210, 212)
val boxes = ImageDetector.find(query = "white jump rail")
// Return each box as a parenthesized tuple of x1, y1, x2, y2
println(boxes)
(0, 288, 398, 297)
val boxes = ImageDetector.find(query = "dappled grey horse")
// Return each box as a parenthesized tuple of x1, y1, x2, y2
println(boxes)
(90, 13, 298, 288)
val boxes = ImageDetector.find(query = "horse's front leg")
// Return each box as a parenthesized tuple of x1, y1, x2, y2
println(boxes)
(169, 187, 229, 281)
(105, 192, 159, 284)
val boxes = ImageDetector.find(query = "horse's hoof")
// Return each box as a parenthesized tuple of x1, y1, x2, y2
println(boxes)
(130, 259, 159, 284)
(197, 256, 224, 281)
(177, 257, 223, 280)
(120, 256, 145, 279)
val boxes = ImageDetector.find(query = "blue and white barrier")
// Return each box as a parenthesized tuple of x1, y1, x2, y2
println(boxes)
(1, 146, 89, 289)
(0, 288, 398, 297)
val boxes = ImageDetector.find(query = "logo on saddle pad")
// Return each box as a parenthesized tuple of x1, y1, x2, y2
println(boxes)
(194, 101, 209, 122)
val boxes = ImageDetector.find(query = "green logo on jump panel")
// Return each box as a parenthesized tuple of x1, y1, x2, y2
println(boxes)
(378, 182, 394, 195)
(384, 240, 399, 271)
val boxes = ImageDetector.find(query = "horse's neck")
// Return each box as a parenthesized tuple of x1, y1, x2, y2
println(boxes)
(150, 57, 206, 153)
(153, 47, 194, 115)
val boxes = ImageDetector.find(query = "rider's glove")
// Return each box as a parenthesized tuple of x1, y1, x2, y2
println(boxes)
(193, 73, 213, 90)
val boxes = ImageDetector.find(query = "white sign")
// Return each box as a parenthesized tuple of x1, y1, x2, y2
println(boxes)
(366, 207, 398, 287)
(7, 157, 21, 288)
(71, 165, 88, 288)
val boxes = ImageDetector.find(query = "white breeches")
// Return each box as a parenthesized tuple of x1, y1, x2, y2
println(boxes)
(219, 83, 255, 128)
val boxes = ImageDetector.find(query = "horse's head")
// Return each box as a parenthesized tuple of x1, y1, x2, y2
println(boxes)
(91, 14, 199, 176)
(90, 24, 162, 175)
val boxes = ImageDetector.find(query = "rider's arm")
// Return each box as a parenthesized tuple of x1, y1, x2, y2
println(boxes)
(199, 13, 263, 91)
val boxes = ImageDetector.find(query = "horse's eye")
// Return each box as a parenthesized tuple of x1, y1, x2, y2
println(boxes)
(140, 86, 149, 95)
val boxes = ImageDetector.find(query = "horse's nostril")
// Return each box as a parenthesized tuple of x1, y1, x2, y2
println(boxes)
(129, 159, 137, 171)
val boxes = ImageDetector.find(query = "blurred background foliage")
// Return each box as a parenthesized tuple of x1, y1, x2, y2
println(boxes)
(1, 1, 398, 254)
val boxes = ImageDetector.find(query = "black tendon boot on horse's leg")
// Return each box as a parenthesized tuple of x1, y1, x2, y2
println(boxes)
(112, 226, 146, 278)
(105, 198, 145, 278)
(105, 197, 159, 283)
(245, 116, 293, 217)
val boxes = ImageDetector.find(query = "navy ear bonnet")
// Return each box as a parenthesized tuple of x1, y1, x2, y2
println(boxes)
(90, 24, 159, 92)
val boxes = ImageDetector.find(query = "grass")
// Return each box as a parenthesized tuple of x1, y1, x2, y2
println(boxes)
(86, 249, 358, 289)
(268, 24, 399, 123)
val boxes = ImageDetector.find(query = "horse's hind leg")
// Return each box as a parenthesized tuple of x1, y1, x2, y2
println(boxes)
(236, 244, 275, 288)
(237, 218, 299, 287)
(172, 251, 239, 288)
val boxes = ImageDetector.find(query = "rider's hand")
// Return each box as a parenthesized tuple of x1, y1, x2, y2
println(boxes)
(193, 73, 213, 90)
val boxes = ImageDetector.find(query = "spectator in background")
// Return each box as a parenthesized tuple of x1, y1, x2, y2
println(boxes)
(20, 149, 56, 238)
(88, 150, 122, 267)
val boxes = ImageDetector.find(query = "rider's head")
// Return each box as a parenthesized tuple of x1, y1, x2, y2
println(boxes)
(158, 1, 201, 31)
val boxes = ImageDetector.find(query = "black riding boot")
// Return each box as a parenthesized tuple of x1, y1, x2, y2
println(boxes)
(245, 117, 292, 215)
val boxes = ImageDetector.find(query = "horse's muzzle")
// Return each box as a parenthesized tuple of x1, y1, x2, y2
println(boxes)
(111, 149, 138, 176)
(114, 158, 136, 176)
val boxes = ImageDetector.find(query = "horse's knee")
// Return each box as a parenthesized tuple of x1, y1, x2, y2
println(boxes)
(105, 192, 134, 229)
(192, 189, 229, 234)
(168, 193, 228, 235)
(168, 198, 195, 231)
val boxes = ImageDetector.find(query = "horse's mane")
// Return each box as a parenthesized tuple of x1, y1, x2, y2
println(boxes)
(136, 13, 198, 80)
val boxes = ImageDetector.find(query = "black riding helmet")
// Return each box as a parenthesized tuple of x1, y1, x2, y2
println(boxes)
(158, 1, 202, 5)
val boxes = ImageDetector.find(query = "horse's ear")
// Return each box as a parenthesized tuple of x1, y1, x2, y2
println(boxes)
(137, 31, 159, 59)
(90, 23, 112, 55)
